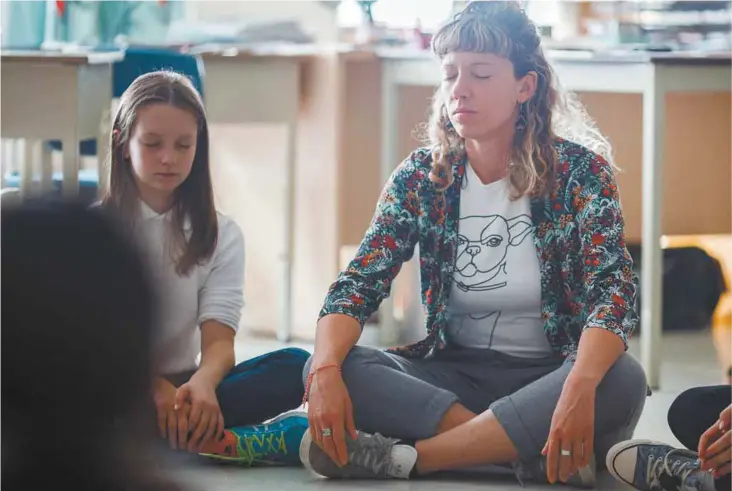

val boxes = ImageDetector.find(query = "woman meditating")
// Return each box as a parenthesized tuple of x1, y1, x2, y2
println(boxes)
(300, 1, 647, 487)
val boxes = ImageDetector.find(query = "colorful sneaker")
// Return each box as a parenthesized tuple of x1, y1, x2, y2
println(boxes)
(606, 439, 716, 491)
(513, 453, 596, 489)
(199, 408, 309, 466)
(299, 429, 417, 479)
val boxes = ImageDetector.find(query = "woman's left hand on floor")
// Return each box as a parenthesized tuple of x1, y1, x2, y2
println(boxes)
(175, 377, 225, 452)
(699, 404, 732, 477)
(542, 376, 596, 484)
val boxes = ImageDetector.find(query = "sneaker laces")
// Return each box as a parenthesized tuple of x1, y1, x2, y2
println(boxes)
(646, 449, 702, 490)
(349, 432, 399, 477)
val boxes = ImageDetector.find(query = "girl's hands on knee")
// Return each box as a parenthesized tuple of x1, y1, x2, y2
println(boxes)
(699, 404, 732, 478)
(153, 377, 186, 450)
(306, 365, 358, 467)
(175, 377, 225, 452)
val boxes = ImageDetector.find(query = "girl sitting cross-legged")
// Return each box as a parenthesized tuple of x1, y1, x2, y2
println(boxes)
(102, 70, 310, 466)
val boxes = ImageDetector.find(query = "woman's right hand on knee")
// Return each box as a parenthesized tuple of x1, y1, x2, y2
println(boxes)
(307, 367, 358, 467)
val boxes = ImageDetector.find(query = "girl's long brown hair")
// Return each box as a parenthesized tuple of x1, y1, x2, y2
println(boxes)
(102, 71, 217, 275)
(425, 1, 613, 196)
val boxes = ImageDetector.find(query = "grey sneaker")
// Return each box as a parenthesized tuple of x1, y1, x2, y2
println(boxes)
(513, 453, 597, 489)
(606, 439, 716, 491)
(299, 430, 417, 479)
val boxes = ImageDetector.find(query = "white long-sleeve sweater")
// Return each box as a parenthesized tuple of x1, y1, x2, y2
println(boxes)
(135, 202, 245, 375)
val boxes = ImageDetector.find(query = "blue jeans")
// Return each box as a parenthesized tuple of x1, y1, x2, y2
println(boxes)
(167, 347, 310, 427)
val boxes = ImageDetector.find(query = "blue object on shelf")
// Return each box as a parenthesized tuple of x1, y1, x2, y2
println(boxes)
(1, 0, 47, 50)
(48, 47, 205, 158)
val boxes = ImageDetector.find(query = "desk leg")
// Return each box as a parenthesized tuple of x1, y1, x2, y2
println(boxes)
(379, 60, 400, 347)
(40, 143, 53, 194)
(61, 130, 80, 199)
(640, 65, 665, 390)
(0, 140, 10, 187)
(20, 139, 36, 198)
(277, 123, 296, 343)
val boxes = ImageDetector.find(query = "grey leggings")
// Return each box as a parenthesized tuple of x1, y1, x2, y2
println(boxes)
(304, 346, 647, 463)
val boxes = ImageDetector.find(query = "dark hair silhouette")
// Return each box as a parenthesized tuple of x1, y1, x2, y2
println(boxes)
(1, 200, 184, 490)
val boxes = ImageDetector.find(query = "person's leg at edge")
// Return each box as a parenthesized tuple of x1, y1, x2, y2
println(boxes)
(605, 385, 730, 491)
(668, 386, 732, 491)
(413, 353, 648, 477)
(303, 346, 479, 441)
(667, 385, 731, 453)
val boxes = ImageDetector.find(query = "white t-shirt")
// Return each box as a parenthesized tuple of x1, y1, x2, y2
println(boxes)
(134, 202, 245, 374)
(447, 163, 553, 358)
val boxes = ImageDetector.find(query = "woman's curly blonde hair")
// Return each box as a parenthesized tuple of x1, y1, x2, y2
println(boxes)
(425, 1, 613, 196)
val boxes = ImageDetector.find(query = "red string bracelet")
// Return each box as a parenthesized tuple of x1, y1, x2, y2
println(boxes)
(302, 363, 341, 406)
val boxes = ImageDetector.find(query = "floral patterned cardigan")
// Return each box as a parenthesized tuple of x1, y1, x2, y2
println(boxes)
(320, 138, 639, 359)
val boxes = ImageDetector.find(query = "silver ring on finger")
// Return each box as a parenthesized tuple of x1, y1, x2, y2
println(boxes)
(560, 449, 572, 457)
(322, 428, 333, 438)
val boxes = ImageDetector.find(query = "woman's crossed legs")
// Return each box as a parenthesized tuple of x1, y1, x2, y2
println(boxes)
(301, 346, 647, 485)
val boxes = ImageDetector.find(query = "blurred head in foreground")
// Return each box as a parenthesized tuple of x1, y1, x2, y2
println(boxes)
(2, 200, 182, 490)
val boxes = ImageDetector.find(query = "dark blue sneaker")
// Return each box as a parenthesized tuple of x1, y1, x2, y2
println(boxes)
(200, 408, 308, 466)
(606, 440, 716, 491)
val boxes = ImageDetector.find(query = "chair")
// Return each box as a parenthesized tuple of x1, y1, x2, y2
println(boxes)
(3, 48, 206, 197)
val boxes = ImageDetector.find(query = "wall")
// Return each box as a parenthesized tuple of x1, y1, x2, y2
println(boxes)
(188, 1, 342, 338)
(338, 57, 383, 247)
(290, 53, 343, 340)
(207, 54, 344, 340)
(580, 92, 732, 242)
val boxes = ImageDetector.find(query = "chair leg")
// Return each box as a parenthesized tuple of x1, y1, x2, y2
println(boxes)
(20, 139, 35, 198)
(61, 135, 80, 198)
(1, 139, 13, 187)
(40, 144, 54, 193)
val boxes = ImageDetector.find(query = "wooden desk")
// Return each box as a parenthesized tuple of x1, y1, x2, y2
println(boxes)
(376, 48, 732, 389)
(193, 45, 315, 342)
(0, 50, 122, 197)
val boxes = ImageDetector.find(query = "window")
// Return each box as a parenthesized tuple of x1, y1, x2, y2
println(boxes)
(337, 0, 454, 30)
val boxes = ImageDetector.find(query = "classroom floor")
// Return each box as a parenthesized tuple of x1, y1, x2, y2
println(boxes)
(170, 330, 724, 491)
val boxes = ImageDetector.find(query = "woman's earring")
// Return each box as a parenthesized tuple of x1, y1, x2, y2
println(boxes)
(441, 106, 455, 132)
(516, 103, 527, 132)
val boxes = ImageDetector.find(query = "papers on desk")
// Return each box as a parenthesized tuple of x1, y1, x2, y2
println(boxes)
(165, 20, 314, 46)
